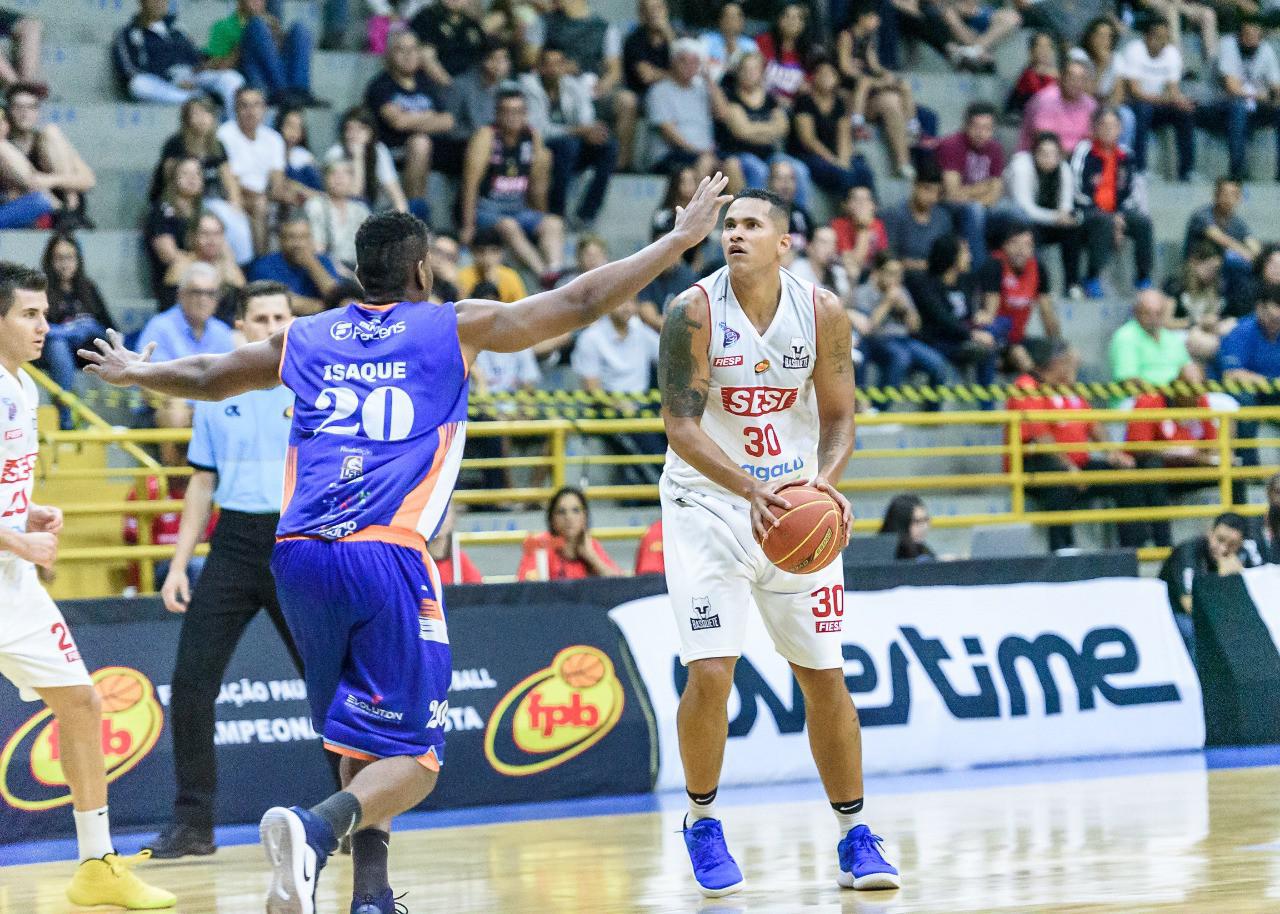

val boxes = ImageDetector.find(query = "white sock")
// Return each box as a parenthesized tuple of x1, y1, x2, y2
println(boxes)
(833, 800, 867, 836)
(686, 789, 719, 825)
(74, 806, 114, 861)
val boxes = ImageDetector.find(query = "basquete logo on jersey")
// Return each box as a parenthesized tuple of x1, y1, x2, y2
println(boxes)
(721, 386, 798, 417)
(0, 667, 163, 812)
(483, 646, 623, 777)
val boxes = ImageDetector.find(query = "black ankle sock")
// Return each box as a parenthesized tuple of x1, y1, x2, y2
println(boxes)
(831, 798, 864, 816)
(309, 791, 363, 844)
(352, 829, 391, 898)
(687, 788, 718, 806)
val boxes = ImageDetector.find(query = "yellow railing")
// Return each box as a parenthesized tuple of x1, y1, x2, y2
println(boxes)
(34, 406, 1280, 596)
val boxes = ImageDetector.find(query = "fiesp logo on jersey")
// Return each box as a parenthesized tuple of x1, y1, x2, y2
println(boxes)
(484, 646, 624, 777)
(721, 386, 798, 417)
(0, 667, 164, 812)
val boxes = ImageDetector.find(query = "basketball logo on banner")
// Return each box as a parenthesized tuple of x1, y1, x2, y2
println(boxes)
(0, 667, 164, 812)
(484, 646, 624, 777)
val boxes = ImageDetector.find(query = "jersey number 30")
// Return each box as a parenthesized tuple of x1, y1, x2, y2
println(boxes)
(315, 385, 415, 441)
(743, 424, 782, 457)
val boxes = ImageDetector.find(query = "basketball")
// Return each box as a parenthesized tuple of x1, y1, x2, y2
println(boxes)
(95, 671, 144, 713)
(560, 650, 606, 688)
(755, 484, 845, 575)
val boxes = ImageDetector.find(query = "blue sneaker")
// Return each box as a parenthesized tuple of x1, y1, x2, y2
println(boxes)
(261, 806, 338, 914)
(352, 889, 408, 914)
(1082, 278, 1105, 299)
(682, 818, 745, 898)
(837, 824, 901, 890)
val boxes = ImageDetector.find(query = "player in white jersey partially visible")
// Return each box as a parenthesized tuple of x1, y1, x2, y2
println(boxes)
(0, 263, 176, 910)
(657, 189, 900, 897)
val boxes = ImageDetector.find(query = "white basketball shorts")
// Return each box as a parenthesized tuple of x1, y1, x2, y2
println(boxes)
(659, 476, 846, 670)
(0, 565, 93, 701)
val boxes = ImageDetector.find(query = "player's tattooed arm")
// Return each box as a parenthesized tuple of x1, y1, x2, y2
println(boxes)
(811, 289, 856, 535)
(658, 289, 709, 418)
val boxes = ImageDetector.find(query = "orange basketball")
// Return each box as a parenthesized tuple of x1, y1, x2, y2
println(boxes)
(755, 484, 845, 575)
(560, 651, 606, 688)
(96, 672, 144, 713)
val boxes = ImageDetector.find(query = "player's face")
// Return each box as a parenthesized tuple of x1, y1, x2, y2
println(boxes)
(722, 198, 789, 271)
(238, 294, 294, 343)
(0, 290, 49, 366)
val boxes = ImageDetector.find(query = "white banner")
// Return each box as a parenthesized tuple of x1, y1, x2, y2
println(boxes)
(1242, 564, 1280, 650)
(610, 578, 1205, 790)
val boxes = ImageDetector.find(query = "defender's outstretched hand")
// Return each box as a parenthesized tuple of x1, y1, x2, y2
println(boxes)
(671, 172, 733, 251)
(79, 329, 156, 387)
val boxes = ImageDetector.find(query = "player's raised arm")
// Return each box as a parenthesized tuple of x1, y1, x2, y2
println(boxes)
(79, 328, 283, 402)
(455, 173, 732, 359)
(809, 288, 857, 539)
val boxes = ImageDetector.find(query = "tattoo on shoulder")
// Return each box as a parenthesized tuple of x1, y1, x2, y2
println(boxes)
(658, 291, 709, 419)
(817, 291, 853, 375)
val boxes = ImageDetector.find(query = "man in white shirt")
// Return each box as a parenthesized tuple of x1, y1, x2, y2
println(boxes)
(645, 38, 719, 178)
(1122, 17, 1197, 179)
(216, 86, 289, 255)
(1202, 19, 1280, 182)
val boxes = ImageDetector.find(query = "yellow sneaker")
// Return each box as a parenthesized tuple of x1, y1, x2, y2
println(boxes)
(66, 850, 177, 910)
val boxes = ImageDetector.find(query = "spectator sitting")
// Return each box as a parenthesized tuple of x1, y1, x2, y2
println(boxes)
(0, 106, 56, 229)
(1109, 288, 1190, 385)
(700, 1, 760, 85)
(246, 214, 341, 314)
(836, 5, 920, 180)
(542, 0, 639, 171)
(939, 0, 1023, 74)
(1164, 239, 1230, 366)
(624, 0, 674, 99)
(646, 38, 719, 178)
(555, 234, 610, 290)
(792, 225, 854, 307)
(276, 104, 322, 200)
(1008, 30, 1058, 114)
(517, 486, 621, 580)
(1020, 57, 1098, 153)
(5, 83, 96, 229)
(324, 107, 414, 215)
(1184, 178, 1261, 314)
(1007, 338, 1140, 552)
(206, 0, 319, 107)
(440, 40, 511, 177)
(0, 8, 42, 94)
(304, 160, 372, 270)
(460, 89, 564, 280)
(429, 232, 461, 303)
(1071, 106, 1155, 297)
(113, 0, 245, 119)
(833, 184, 889, 281)
(162, 211, 246, 320)
(1202, 19, 1280, 183)
(880, 493, 937, 560)
(974, 223, 1061, 373)
(1121, 17, 1196, 179)
(906, 234, 997, 384)
(364, 30, 453, 209)
(1158, 512, 1261, 653)
(882, 162, 953, 273)
(1132, 0, 1219, 74)
(765, 159, 813, 260)
(756, 2, 814, 103)
(138, 262, 236, 363)
(791, 56, 878, 195)
(457, 228, 529, 302)
(39, 233, 113, 429)
(428, 503, 484, 585)
(217, 87, 289, 255)
(1069, 17, 1135, 149)
(1005, 132, 1087, 295)
(856, 250, 952, 389)
(409, 0, 486, 85)
(651, 165, 703, 267)
(936, 100, 1005, 263)
(634, 519, 665, 575)
(154, 97, 253, 264)
(715, 52, 811, 203)
(481, 0, 540, 71)
(145, 156, 203, 300)
(637, 226, 697, 330)
(521, 44, 618, 231)
(1220, 284, 1280, 466)
(323, 278, 363, 311)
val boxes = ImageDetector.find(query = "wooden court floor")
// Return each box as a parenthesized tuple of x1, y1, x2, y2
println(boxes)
(2, 764, 1279, 913)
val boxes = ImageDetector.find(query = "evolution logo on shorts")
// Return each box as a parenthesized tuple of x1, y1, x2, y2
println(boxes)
(344, 693, 406, 722)
(690, 595, 720, 630)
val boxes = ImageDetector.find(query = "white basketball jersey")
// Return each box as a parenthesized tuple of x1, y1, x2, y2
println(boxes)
(0, 365, 38, 581)
(662, 265, 820, 503)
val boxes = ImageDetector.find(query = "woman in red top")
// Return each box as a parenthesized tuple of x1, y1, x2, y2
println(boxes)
(429, 504, 484, 585)
(1007, 31, 1058, 113)
(518, 487, 621, 581)
(755, 3, 812, 104)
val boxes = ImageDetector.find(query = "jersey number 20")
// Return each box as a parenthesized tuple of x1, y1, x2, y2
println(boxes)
(315, 385, 415, 441)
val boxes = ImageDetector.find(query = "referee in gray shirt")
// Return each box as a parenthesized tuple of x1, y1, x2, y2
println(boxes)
(146, 282, 306, 858)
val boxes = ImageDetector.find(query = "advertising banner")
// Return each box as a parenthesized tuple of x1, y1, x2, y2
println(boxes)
(610, 578, 1205, 791)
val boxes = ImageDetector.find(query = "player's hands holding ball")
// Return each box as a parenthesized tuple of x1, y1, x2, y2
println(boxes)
(670, 172, 734, 251)
(811, 476, 853, 549)
(749, 481, 795, 544)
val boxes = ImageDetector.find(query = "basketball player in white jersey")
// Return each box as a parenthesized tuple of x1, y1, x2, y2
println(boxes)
(658, 190, 899, 897)
(0, 264, 175, 910)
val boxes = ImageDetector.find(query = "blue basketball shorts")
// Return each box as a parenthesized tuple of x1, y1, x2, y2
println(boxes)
(271, 537, 452, 769)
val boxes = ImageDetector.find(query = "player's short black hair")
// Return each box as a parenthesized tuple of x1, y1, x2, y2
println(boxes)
(0, 261, 47, 318)
(355, 211, 431, 300)
(732, 188, 790, 230)
(236, 280, 292, 319)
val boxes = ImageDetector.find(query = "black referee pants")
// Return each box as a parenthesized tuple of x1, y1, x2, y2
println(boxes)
(169, 510, 303, 830)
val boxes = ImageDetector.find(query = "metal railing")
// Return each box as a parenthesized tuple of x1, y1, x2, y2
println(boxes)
(33, 404, 1280, 596)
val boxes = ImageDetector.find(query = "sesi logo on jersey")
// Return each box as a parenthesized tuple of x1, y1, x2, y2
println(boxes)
(720, 386, 798, 417)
